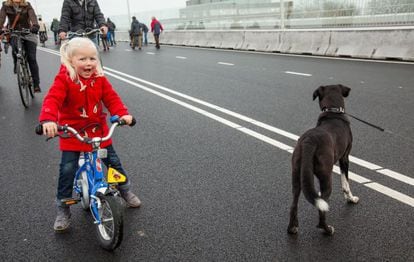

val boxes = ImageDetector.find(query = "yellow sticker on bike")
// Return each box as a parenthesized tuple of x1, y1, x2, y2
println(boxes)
(107, 168, 127, 183)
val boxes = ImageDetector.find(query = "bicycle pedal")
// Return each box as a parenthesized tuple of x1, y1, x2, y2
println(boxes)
(61, 197, 81, 205)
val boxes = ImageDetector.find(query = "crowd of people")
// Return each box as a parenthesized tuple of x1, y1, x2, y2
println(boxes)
(0, 0, 166, 233)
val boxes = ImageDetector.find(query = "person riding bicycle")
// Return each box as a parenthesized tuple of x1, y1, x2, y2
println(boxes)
(0, 0, 41, 93)
(58, 0, 108, 42)
(38, 37, 141, 232)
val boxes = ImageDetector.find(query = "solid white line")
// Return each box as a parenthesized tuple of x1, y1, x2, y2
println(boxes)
(365, 183, 414, 207)
(176, 56, 187, 59)
(285, 71, 312, 77)
(147, 52, 155, 55)
(218, 62, 234, 66)
(349, 156, 382, 170)
(377, 169, 414, 186)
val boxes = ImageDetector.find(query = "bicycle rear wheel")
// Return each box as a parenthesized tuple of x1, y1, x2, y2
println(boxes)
(17, 62, 30, 108)
(95, 193, 124, 250)
(27, 64, 34, 98)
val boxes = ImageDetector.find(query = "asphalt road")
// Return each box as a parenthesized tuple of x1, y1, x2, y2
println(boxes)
(0, 42, 413, 261)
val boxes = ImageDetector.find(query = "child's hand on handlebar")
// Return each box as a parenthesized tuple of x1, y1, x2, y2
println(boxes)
(120, 115, 133, 126)
(42, 122, 58, 137)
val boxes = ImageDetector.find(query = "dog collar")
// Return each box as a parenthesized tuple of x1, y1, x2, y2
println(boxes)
(322, 107, 345, 113)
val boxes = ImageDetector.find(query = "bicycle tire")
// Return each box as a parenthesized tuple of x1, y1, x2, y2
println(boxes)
(95, 193, 124, 250)
(17, 62, 30, 108)
(26, 63, 34, 98)
(77, 171, 90, 210)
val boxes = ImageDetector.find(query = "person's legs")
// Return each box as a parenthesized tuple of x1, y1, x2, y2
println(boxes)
(112, 31, 116, 45)
(54, 151, 80, 232)
(10, 36, 18, 73)
(23, 40, 40, 91)
(102, 145, 141, 207)
(154, 34, 160, 49)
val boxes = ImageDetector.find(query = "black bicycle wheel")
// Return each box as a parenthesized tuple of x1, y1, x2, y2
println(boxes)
(17, 62, 30, 108)
(26, 63, 34, 98)
(95, 193, 124, 251)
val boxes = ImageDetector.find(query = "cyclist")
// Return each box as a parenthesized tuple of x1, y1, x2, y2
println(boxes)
(0, 0, 41, 92)
(38, 37, 141, 232)
(58, 0, 108, 42)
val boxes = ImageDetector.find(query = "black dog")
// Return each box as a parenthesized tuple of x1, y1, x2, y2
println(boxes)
(287, 84, 359, 235)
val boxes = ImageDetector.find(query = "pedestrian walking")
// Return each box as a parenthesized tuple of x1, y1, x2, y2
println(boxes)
(38, 17, 47, 47)
(150, 16, 163, 49)
(50, 18, 59, 45)
(107, 17, 116, 46)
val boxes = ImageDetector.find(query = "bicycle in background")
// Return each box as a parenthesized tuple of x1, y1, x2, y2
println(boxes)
(1, 29, 35, 108)
(36, 115, 136, 250)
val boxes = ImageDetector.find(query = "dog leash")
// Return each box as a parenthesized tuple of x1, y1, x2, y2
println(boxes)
(346, 112, 414, 144)
(346, 113, 385, 132)
(323, 107, 413, 143)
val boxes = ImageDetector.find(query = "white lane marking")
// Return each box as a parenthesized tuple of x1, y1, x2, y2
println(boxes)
(103, 69, 413, 208)
(147, 52, 155, 55)
(39, 48, 414, 207)
(125, 49, 132, 52)
(285, 71, 312, 77)
(176, 56, 187, 59)
(365, 183, 414, 207)
(218, 62, 234, 66)
(377, 169, 414, 186)
(349, 156, 382, 170)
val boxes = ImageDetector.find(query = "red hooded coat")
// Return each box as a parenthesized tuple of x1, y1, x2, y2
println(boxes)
(39, 66, 129, 152)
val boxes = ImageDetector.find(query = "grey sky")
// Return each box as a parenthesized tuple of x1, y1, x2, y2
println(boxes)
(32, 0, 186, 22)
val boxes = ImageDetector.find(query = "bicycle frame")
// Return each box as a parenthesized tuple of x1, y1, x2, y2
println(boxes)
(74, 146, 113, 224)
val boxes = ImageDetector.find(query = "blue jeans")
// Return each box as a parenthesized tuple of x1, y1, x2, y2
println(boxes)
(57, 145, 130, 204)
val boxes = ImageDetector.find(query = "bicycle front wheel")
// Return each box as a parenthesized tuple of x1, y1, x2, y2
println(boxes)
(95, 194, 124, 250)
(17, 62, 30, 108)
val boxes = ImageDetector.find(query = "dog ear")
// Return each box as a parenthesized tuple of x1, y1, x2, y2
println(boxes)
(339, 85, 351, 97)
(313, 86, 323, 100)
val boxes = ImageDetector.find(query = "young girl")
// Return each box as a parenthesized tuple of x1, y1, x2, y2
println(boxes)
(39, 37, 141, 232)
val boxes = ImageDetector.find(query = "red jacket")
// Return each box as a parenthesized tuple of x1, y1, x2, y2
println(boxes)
(39, 66, 129, 152)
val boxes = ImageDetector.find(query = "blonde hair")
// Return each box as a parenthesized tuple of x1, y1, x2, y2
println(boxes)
(60, 37, 104, 81)
(6, 0, 28, 6)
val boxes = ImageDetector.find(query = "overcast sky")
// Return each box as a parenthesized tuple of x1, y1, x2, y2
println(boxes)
(32, 0, 187, 22)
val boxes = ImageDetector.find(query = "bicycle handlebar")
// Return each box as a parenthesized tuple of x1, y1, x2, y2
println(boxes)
(65, 28, 102, 40)
(35, 116, 136, 143)
(1, 28, 31, 36)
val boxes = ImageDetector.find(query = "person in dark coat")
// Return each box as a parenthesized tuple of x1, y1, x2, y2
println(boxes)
(0, 0, 41, 92)
(50, 18, 60, 44)
(141, 22, 148, 46)
(130, 16, 142, 50)
(106, 17, 116, 46)
(58, 0, 107, 41)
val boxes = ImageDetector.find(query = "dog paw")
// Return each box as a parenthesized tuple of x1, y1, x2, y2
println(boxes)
(347, 196, 359, 204)
(324, 225, 335, 236)
(287, 226, 299, 235)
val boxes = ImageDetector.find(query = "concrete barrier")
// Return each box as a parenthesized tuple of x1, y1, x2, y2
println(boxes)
(280, 30, 331, 56)
(241, 31, 281, 52)
(325, 30, 376, 59)
(157, 28, 414, 62)
(372, 29, 414, 61)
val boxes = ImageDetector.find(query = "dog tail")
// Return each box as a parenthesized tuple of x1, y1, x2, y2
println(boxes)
(300, 141, 330, 212)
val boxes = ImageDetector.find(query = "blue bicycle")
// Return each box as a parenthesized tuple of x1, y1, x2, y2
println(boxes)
(36, 115, 135, 250)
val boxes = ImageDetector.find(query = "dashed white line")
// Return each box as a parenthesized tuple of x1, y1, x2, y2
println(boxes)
(176, 56, 187, 59)
(218, 62, 235, 66)
(285, 71, 312, 77)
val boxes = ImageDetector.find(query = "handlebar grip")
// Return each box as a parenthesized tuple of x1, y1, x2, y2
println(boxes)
(35, 124, 43, 135)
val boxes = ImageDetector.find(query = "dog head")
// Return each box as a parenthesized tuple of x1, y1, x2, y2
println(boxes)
(312, 84, 351, 111)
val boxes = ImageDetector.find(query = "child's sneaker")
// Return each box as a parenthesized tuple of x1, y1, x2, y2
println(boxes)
(54, 206, 71, 232)
(121, 191, 141, 208)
